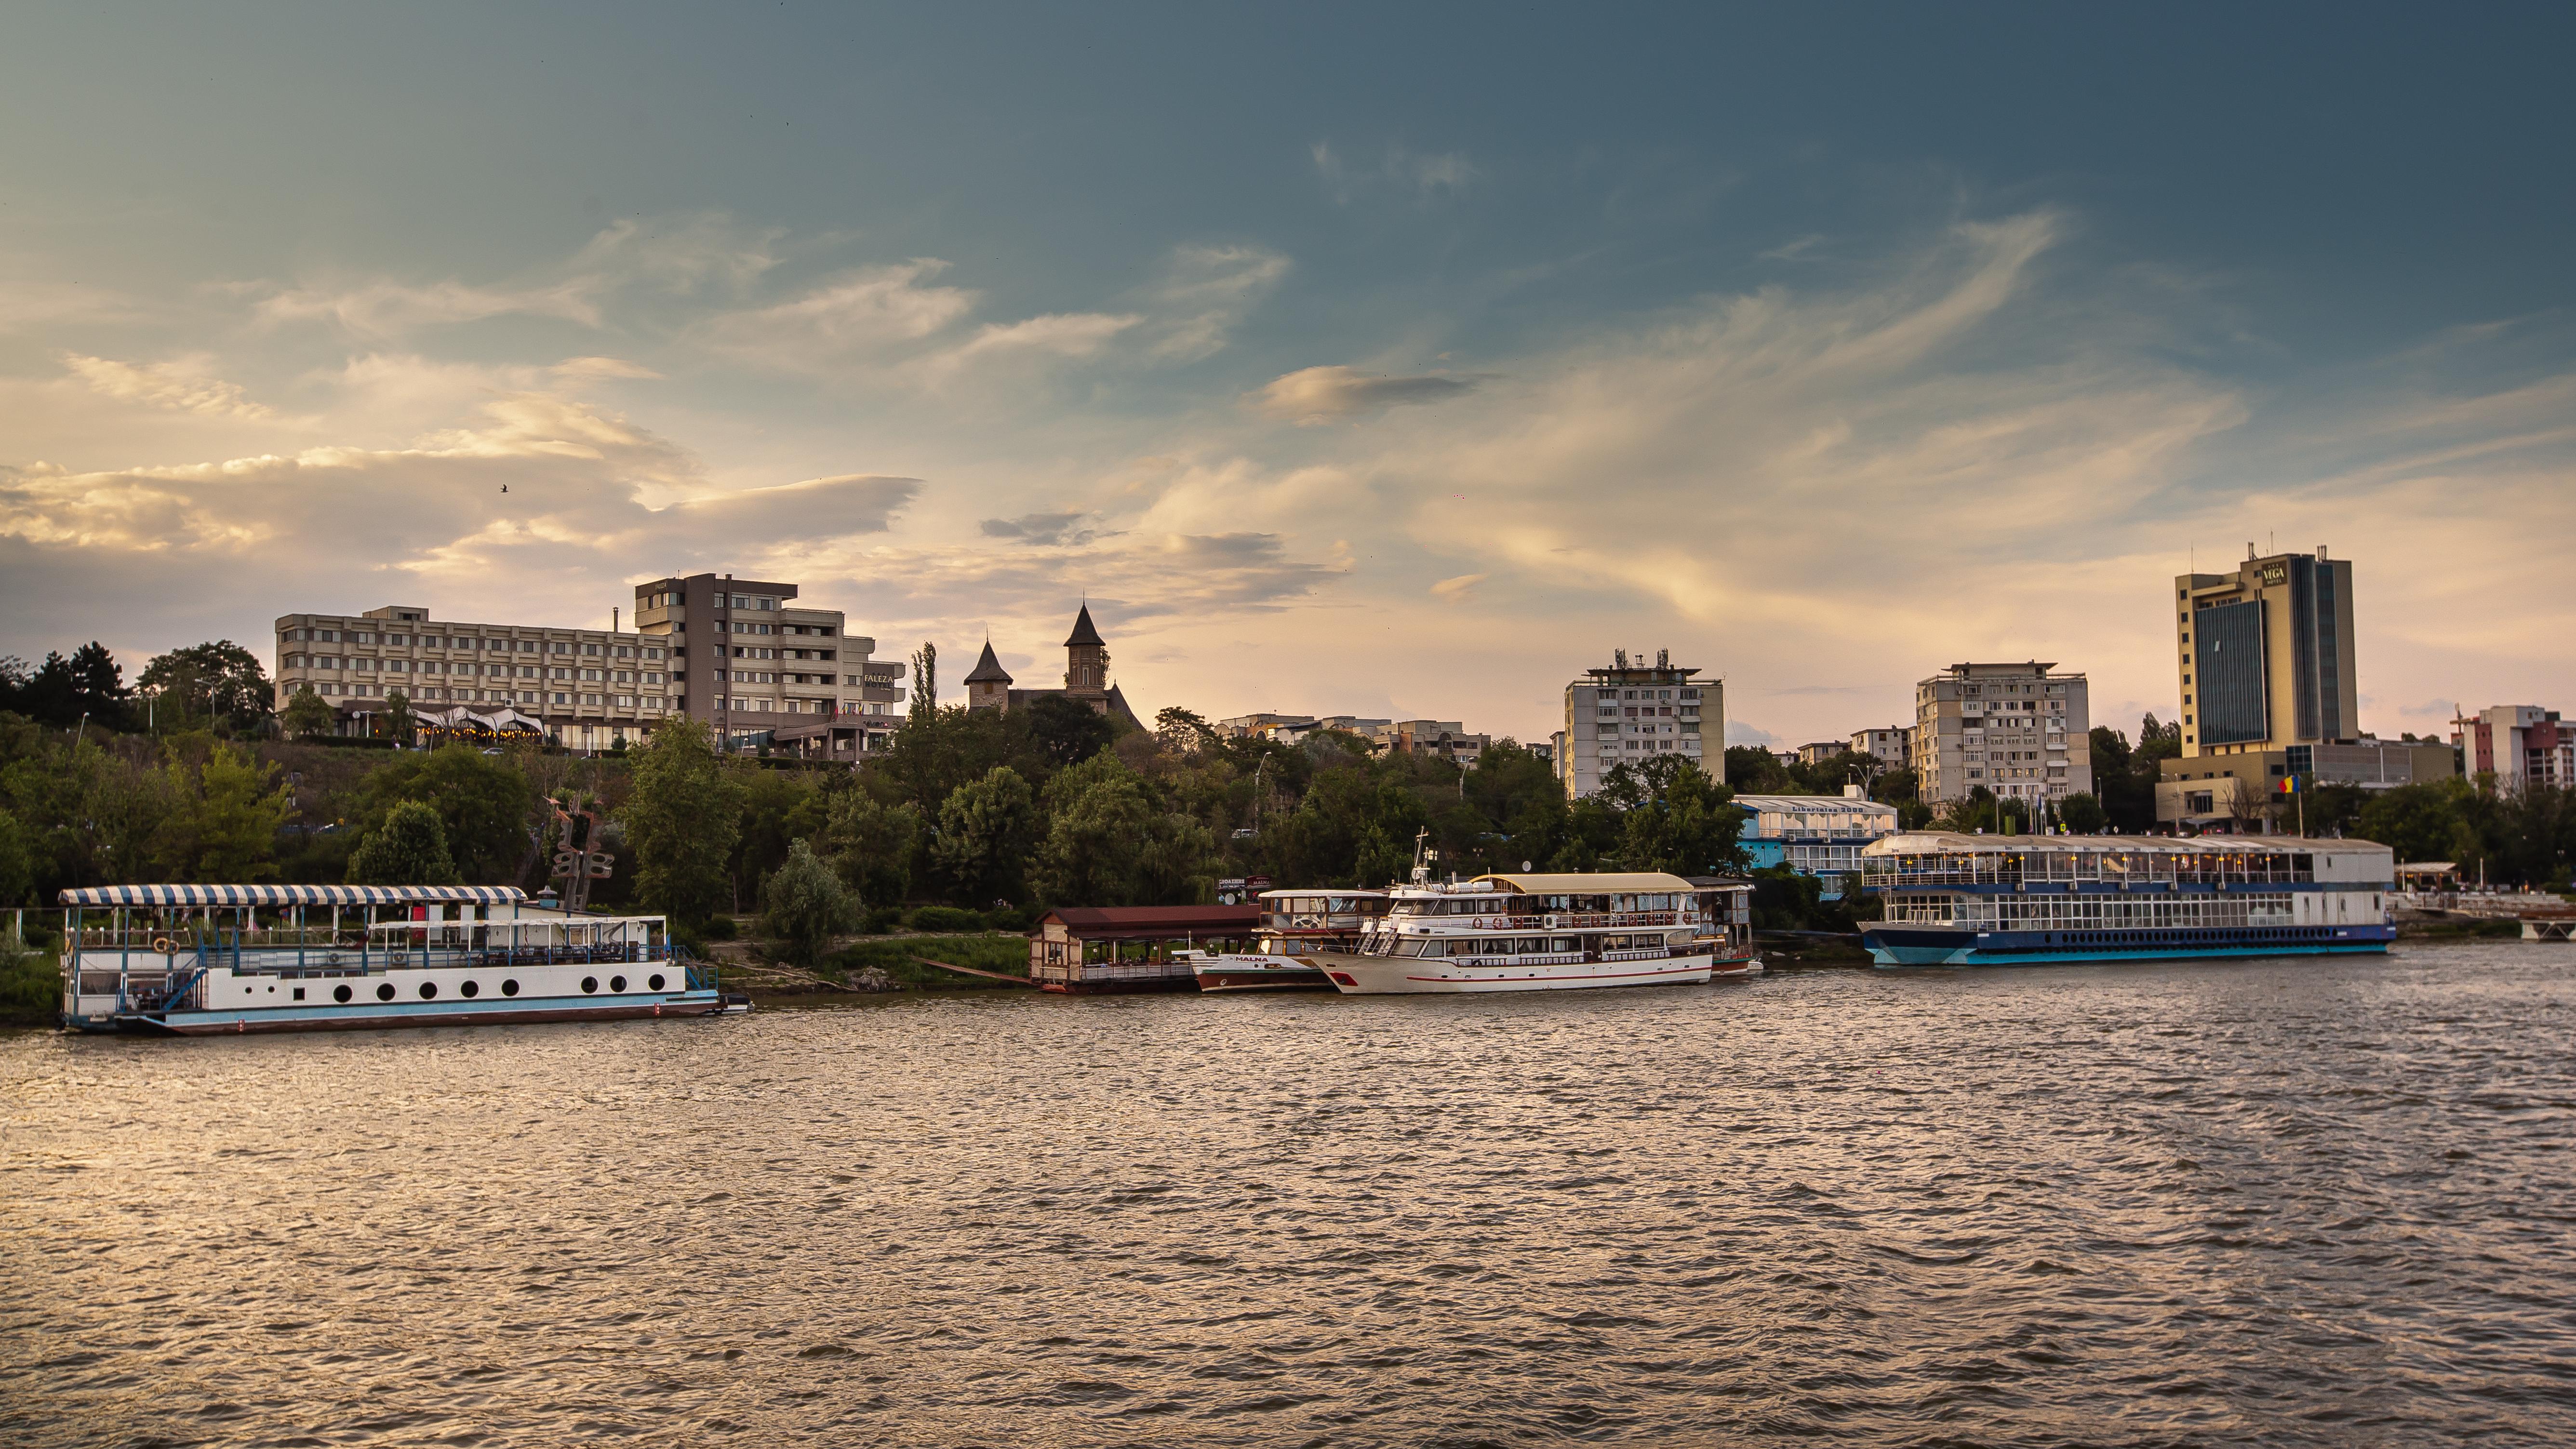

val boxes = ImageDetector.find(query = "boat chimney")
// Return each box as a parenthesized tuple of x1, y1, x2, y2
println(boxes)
(1842, 784, 1864, 798)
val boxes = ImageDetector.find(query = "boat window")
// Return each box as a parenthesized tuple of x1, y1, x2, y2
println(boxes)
(335, 984, 353, 1003)
(582, 976, 599, 994)
(610, 975, 627, 992)
(420, 982, 438, 999)
(502, 979, 520, 997)
(376, 983, 396, 1001)
(649, 973, 666, 990)
(461, 980, 479, 998)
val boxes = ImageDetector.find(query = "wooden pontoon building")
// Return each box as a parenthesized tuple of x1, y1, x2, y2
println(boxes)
(1028, 904, 1259, 994)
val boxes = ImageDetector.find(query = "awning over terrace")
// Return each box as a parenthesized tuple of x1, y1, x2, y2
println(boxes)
(60, 884, 529, 907)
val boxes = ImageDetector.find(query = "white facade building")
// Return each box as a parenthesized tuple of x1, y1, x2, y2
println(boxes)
(1912, 662, 2092, 807)
(1559, 650, 1723, 798)
(275, 606, 674, 751)
(1850, 726, 1911, 766)
(2453, 705, 2572, 792)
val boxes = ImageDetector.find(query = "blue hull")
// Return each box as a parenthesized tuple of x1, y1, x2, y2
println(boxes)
(1863, 924, 2395, 969)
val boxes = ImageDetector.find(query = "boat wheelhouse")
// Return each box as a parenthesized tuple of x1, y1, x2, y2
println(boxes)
(57, 883, 732, 1033)
(1312, 859, 1760, 995)
(1188, 888, 1388, 992)
(1858, 833, 2396, 968)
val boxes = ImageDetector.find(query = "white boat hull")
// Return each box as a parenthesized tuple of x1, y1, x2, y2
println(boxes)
(1308, 949, 1747, 995)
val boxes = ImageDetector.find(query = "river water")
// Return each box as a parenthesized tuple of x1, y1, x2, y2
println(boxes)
(5, 941, 2574, 1447)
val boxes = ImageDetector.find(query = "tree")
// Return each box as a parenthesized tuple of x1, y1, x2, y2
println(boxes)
(355, 745, 535, 883)
(383, 689, 416, 746)
(1026, 692, 1117, 769)
(1154, 706, 1222, 758)
(909, 640, 938, 721)
(760, 838, 857, 967)
(283, 686, 334, 741)
(1615, 761, 1746, 875)
(0, 806, 30, 906)
(816, 789, 921, 908)
(6, 643, 132, 730)
(138, 641, 275, 736)
(931, 765, 1039, 904)
(152, 738, 293, 882)
(620, 717, 744, 925)
(1723, 745, 1792, 795)
(2353, 781, 2468, 866)
(347, 800, 460, 885)
(730, 763, 822, 911)
(1031, 754, 1217, 906)
(2057, 792, 2109, 835)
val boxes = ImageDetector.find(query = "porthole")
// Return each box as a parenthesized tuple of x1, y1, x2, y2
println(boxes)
(610, 975, 627, 993)
(461, 980, 480, 998)
(648, 973, 666, 991)
(334, 984, 353, 1004)
(582, 976, 599, 994)
(502, 979, 520, 997)
(376, 983, 396, 1001)
(420, 982, 439, 1000)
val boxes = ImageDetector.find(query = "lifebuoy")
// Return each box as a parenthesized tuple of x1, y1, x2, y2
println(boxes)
(152, 936, 175, 955)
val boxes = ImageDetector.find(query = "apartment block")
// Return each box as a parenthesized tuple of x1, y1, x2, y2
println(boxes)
(631, 573, 903, 756)
(2176, 546, 2358, 759)
(2453, 705, 2573, 792)
(274, 606, 673, 751)
(1912, 662, 2091, 806)
(1559, 649, 1723, 799)
(1850, 726, 1911, 766)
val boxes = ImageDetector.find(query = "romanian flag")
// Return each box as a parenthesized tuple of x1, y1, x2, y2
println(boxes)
(2276, 775, 2301, 795)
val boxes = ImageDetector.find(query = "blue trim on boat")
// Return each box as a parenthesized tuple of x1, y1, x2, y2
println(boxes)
(86, 990, 719, 1031)
(1863, 923, 2394, 968)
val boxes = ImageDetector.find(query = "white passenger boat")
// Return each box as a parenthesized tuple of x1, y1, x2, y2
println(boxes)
(56, 884, 736, 1034)
(1308, 845, 1756, 995)
(1857, 833, 2397, 967)
(1187, 888, 1388, 992)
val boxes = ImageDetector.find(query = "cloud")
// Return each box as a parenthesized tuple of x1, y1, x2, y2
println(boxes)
(1429, 572, 1486, 603)
(63, 354, 275, 420)
(1144, 245, 1291, 361)
(1250, 365, 1484, 423)
(254, 277, 605, 337)
(980, 510, 1107, 546)
(707, 259, 979, 371)
(1312, 143, 1477, 204)
(250, 212, 789, 341)
(928, 311, 1141, 376)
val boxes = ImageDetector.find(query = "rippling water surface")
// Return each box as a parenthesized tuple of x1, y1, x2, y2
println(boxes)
(7, 942, 2576, 1447)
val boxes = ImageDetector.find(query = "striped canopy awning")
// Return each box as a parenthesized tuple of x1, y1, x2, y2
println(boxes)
(59, 884, 529, 908)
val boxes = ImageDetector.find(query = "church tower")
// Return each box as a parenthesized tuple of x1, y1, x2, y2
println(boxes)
(964, 638, 1014, 712)
(1064, 604, 1109, 712)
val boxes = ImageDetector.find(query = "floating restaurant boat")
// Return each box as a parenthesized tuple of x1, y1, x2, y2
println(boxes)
(1185, 888, 1388, 992)
(1305, 842, 1758, 995)
(56, 883, 735, 1033)
(1856, 833, 2397, 968)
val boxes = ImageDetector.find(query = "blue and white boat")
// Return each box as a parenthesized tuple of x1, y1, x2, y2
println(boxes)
(1857, 833, 2395, 968)
(57, 883, 734, 1033)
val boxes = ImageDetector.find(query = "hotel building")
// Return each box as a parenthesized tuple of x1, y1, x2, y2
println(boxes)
(274, 606, 675, 752)
(1558, 649, 1723, 799)
(1912, 662, 2092, 806)
(631, 573, 905, 756)
(2175, 546, 2357, 759)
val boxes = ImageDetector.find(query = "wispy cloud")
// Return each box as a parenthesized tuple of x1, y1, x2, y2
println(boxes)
(980, 510, 1110, 546)
(1312, 142, 1477, 204)
(63, 353, 276, 420)
(1250, 365, 1484, 423)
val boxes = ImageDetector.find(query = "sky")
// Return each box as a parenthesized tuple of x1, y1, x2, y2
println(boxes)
(3, 3, 2571, 749)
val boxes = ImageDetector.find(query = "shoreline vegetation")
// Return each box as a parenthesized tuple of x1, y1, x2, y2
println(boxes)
(2, 637, 2571, 1023)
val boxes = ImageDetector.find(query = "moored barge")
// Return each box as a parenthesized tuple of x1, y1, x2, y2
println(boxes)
(57, 883, 731, 1033)
(1857, 833, 2396, 967)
